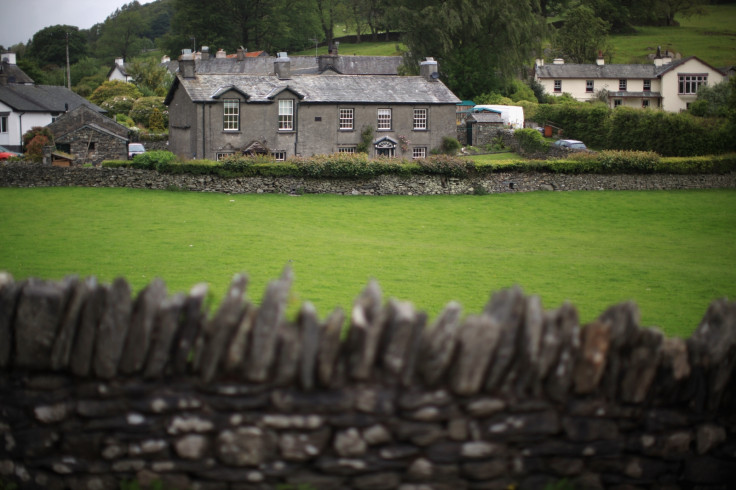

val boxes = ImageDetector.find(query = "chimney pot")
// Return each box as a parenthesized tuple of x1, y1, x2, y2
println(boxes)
(553, 58, 564, 65)
(275, 53, 291, 79)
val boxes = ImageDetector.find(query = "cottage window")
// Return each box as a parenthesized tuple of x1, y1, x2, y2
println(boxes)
(412, 147, 427, 159)
(614, 99, 622, 107)
(338, 147, 356, 154)
(223, 99, 239, 131)
(643, 79, 651, 91)
(271, 151, 286, 161)
(339, 108, 354, 130)
(279, 99, 294, 131)
(0, 115, 7, 133)
(586, 80, 594, 93)
(377, 108, 392, 130)
(413, 109, 427, 130)
(216, 152, 234, 161)
(678, 74, 707, 94)
(619, 79, 627, 91)
(554, 80, 561, 92)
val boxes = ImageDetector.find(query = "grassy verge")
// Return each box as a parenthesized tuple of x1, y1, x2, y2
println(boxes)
(1, 188, 734, 337)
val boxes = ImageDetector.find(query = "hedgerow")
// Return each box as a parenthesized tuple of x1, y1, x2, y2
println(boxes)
(102, 150, 736, 177)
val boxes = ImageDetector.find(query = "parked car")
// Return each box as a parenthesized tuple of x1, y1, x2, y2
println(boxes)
(0, 145, 22, 160)
(128, 143, 146, 159)
(554, 139, 588, 150)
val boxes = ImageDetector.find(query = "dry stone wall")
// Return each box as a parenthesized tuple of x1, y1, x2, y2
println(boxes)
(1, 162, 735, 195)
(1, 270, 735, 490)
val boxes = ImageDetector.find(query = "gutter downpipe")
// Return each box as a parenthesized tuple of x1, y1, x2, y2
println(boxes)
(201, 103, 206, 159)
(294, 101, 299, 156)
(18, 112, 25, 152)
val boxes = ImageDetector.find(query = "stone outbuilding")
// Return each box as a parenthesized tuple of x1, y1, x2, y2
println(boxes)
(47, 105, 130, 165)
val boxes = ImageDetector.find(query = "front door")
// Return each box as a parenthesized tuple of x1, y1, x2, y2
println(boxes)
(375, 138, 397, 157)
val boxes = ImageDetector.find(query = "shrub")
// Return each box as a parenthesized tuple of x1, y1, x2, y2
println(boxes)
(439, 136, 461, 155)
(116, 114, 136, 128)
(131, 150, 177, 170)
(89, 80, 142, 106)
(357, 126, 374, 154)
(417, 154, 470, 176)
(513, 128, 548, 154)
(100, 95, 136, 116)
(129, 97, 168, 128)
(25, 135, 49, 162)
(148, 108, 166, 133)
(22, 126, 53, 148)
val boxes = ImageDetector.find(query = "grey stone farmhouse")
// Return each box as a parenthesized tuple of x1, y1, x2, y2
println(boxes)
(164, 53, 461, 160)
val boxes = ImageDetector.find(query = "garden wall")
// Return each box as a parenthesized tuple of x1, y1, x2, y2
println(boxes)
(1, 271, 735, 490)
(1, 163, 735, 195)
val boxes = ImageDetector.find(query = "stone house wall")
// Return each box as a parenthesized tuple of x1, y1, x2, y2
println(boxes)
(0, 271, 735, 489)
(53, 126, 128, 166)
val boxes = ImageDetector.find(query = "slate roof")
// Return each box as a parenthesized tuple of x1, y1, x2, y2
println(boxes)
(0, 60, 34, 84)
(170, 73, 461, 105)
(167, 55, 403, 77)
(466, 113, 503, 123)
(0, 84, 105, 113)
(535, 56, 725, 80)
(48, 105, 128, 140)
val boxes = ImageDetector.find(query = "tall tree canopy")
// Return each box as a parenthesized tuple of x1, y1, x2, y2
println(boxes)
(396, 0, 544, 99)
(94, 1, 148, 60)
(553, 5, 611, 63)
(26, 25, 87, 67)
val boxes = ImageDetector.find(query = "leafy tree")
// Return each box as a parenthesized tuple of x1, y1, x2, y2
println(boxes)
(130, 96, 168, 127)
(396, 0, 543, 100)
(507, 80, 537, 103)
(553, 5, 611, 63)
(127, 58, 174, 96)
(649, 0, 708, 26)
(100, 95, 137, 115)
(23, 127, 54, 148)
(26, 25, 87, 67)
(689, 81, 732, 118)
(148, 108, 166, 132)
(95, 1, 147, 60)
(89, 80, 143, 106)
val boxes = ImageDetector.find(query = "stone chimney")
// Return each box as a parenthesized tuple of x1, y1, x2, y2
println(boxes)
(2, 52, 17, 65)
(115, 57, 124, 67)
(216, 49, 227, 59)
(535, 58, 544, 67)
(596, 51, 604, 66)
(237, 47, 245, 61)
(654, 46, 663, 67)
(275, 52, 291, 79)
(328, 41, 340, 56)
(179, 51, 196, 79)
(201, 46, 210, 60)
(662, 49, 673, 65)
(161, 55, 171, 63)
(553, 58, 565, 65)
(420, 57, 439, 82)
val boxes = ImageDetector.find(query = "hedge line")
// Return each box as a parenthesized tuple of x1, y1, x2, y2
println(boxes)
(101, 150, 736, 178)
(534, 104, 736, 157)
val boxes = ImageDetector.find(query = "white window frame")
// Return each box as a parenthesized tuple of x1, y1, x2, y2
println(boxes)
(678, 74, 707, 95)
(643, 79, 651, 91)
(339, 108, 354, 130)
(279, 99, 294, 131)
(338, 147, 356, 154)
(412, 147, 427, 159)
(223, 99, 239, 131)
(413, 108, 427, 130)
(554, 80, 561, 92)
(377, 108, 392, 130)
(619, 79, 627, 91)
(271, 151, 286, 161)
(586, 80, 594, 93)
(0, 115, 7, 133)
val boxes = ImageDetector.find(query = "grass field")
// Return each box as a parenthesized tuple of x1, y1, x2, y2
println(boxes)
(1, 187, 734, 337)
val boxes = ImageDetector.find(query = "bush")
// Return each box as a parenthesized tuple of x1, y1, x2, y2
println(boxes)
(89, 80, 142, 106)
(131, 150, 177, 170)
(100, 95, 136, 116)
(513, 128, 548, 154)
(439, 136, 461, 155)
(417, 154, 470, 177)
(129, 97, 168, 128)
(148, 108, 166, 133)
(116, 114, 136, 128)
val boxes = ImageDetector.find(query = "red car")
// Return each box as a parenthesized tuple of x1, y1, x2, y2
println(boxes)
(0, 145, 22, 160)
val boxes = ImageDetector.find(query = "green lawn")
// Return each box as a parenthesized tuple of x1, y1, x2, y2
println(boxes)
(608, 4, 736, 66)
(1, 188, 734, 337)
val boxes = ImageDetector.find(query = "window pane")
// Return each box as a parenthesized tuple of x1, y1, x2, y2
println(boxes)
(413, 109, 427, 130)
(377, 108, 391, 130)
(412, 147, 426, 159)
(223, 99, 239, 131)
(279, 100, 293, 130)
(339, 108, 353, 130)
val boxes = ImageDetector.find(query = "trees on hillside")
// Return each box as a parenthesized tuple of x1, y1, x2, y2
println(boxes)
(553, 5, 611, 63)
(26, 25, 87, 67)
(396, 0, 544, 100)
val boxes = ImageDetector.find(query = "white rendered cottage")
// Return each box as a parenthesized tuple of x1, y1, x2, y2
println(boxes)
(534, 49, 726, 112)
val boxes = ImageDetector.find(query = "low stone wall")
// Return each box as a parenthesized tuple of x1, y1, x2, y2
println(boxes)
(1, 162, 735, 195)
(1, 271, 735, 489)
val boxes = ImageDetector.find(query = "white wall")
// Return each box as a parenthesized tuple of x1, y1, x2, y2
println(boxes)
(0, 103, 53, 148)
(660, 58, 725, 113)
